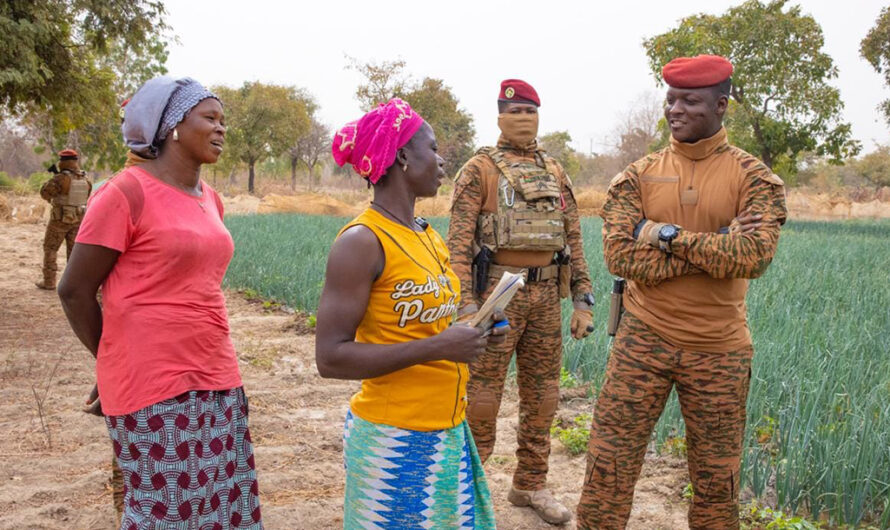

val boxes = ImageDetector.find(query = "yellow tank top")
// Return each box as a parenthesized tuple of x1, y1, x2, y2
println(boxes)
(341, 208, 466, 431)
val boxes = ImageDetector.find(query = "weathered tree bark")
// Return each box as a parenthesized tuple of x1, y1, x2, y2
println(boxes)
(291, 157, 298, 190)
(248, 158, 256, 194)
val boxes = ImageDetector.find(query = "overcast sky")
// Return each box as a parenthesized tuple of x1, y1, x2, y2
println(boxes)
(163, 0, 890, 156)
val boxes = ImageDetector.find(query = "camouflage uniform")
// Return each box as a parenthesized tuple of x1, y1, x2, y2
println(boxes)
(37, 163, 91, 289)
(577, 129, 786, 530)
(447, 137, 593, 491)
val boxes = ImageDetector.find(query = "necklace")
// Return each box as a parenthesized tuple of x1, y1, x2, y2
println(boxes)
(371, 201, 452, 292)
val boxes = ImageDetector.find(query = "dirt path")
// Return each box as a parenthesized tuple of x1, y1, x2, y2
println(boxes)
(0, 221, 690, 529)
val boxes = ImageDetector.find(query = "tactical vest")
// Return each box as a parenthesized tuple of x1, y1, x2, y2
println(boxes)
(52, 171, 90, 223)
(474, 146, 566, 252)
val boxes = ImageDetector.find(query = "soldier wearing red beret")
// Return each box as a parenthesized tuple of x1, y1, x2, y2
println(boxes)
(35, 149, 92, 289)
(577, 55, 787, 529)
(447, 79, 595, 525)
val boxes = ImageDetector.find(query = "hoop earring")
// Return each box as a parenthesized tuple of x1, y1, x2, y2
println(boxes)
(402, 163, 408, 172)
(172, 129, 179, 141)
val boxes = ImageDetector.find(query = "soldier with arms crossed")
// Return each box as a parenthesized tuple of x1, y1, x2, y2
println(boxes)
(576, 55, 787, 530)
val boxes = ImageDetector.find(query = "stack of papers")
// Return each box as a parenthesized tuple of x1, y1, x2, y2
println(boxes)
(468, 271, 525, 329)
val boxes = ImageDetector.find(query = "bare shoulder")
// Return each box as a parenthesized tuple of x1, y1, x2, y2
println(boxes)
(328, 224, 384, 279)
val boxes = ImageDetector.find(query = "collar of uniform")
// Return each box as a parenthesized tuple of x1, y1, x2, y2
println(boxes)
(669, 127, 728, 161)
(497, 135, 538, 155)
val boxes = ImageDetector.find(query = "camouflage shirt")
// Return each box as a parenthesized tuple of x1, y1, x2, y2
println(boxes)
(603, 127, 786, 351)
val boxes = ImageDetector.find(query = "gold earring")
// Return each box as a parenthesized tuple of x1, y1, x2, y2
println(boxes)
(173, 129, 179, 141)
(402, 163, 408, 172)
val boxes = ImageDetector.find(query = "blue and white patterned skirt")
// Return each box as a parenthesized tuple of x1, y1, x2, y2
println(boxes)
(343, 410, 496, 529)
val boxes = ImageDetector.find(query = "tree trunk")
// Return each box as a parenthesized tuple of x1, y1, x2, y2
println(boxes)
(306, 163, 313, 192)
(750, 119, 773, 169)
(228, 168, 237, 185)
(291, 157, 298, 190)
(308, 157, 319, 191)
(248, 159, 256, 194)
(760, 148, 773, 170)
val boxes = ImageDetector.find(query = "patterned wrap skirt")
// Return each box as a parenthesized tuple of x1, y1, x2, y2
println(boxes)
(343, 410, 496, 529)
(105, 388, 262, 529)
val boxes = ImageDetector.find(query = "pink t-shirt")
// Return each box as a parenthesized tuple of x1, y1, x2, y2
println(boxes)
(76, 166, 242, 416)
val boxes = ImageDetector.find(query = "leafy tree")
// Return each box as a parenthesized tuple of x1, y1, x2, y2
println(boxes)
(861, 6, 890, 127)
(1, 1, 168, 168)
(348, 59, 476, 179)
(1, 0, 166, 109)
(35, 36, 168, 170)
(539, 131, 580, 177)
(644, 0, 860, 176)
(213, 82, 310, 194)
(401, 78, 476, 178)
(857, 144, 890, 190)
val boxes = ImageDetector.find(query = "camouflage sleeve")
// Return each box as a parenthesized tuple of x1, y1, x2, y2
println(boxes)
(670, 167, 786, 280)
(556, 164, 593, 297)
(39, 174, 63, 202)
(446, 157, 485, 307)
(602, 168, 701, 286)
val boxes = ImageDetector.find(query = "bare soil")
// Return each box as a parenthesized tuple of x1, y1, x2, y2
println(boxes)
(0, 221, 691, 529)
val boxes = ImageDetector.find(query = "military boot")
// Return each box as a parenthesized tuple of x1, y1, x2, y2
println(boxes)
(35, 270, 55, 290)
(508, 487, 572, 525)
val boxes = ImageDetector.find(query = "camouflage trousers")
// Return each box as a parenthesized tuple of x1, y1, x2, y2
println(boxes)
(577, 311, 753, 530)
(466, 276, 562, 491)
(41, 220, 80, 286)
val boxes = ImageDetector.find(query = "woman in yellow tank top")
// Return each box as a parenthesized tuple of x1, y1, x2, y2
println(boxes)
(316, 99, 508, 529)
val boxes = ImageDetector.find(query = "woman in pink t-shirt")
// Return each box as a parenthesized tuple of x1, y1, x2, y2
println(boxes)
(58, 77, 262, 529)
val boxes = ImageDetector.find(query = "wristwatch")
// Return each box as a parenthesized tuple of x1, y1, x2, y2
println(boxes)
(657, 224, 680, 253)
(573, 292, 595, 308)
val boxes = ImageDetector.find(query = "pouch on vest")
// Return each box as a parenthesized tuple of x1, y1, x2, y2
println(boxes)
(59, 177, 89, 223)
(476, 147, 566, 252)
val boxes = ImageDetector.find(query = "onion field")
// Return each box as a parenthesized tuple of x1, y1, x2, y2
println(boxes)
(224, 213, 890, 527)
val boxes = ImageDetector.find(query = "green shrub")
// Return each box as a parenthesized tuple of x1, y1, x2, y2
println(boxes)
(0, 171, 14, 191)
(27, 172, 52, 193)
(550, 412, 591, 456)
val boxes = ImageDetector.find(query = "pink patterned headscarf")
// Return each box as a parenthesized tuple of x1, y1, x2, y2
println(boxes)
(331, 98, 425, 184)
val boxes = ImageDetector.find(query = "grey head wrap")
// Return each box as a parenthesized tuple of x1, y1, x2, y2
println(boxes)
(122, 76, 218, 159)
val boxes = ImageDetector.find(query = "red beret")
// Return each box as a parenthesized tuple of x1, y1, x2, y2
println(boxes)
(662, 55, 733, 88)
(499, 79, 540, 107)
(58, 149, 79, 160)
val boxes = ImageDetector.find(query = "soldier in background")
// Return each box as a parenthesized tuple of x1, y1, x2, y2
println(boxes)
(35, 149, 92, 290)
(577, 55, 787, 529)
(447, 79, 595, 525)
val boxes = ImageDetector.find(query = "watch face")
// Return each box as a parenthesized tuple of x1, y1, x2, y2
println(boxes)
(659, 224, 678, 240)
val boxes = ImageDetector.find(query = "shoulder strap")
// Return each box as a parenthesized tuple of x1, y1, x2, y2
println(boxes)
(476, 146, 519, 189)
(108, 170, 145, 225)
(538, 151, 569, 188)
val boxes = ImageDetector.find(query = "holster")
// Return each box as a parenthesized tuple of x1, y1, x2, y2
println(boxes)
(472, 246, 494, 298)
(607, 277, 626, 336)
(556, 248, 571, 299)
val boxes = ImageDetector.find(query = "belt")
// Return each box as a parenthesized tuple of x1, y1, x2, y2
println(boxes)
(489, 263, 559, 283)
